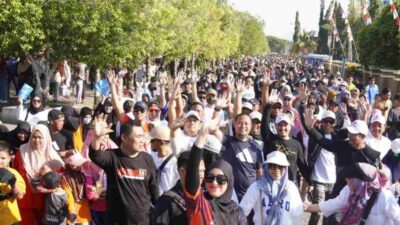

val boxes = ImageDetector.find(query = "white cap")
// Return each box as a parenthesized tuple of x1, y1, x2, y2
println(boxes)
(370, 113, 386, 125)
(265, 151, 290, 166)
(321, 110, 336, 120)
(242, 102, 253, 111)
(275, 113, 292, 125)
(204, 135, 222, 154)
(250, 111, 262, 121)
(347, 120, 368, 136)
(185, 110, 201, 121)
(391, 138, 400, 154)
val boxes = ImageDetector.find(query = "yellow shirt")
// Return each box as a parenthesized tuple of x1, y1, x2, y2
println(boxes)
(0, 168, 26, 225)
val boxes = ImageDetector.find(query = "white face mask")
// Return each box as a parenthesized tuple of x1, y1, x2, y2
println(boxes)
(83, 117, 92, 125)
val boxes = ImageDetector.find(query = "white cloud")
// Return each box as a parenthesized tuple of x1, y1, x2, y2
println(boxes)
(229, 0, 350, 40)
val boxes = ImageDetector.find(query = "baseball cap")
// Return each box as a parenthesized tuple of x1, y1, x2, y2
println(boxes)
(391, 138, 400, 154)
(250, 111, 262, 122)
(321, 110, 336, 120)
(347, 120, 368, 136)
(265, 151, 290, 166)
(204, 135, 222, 154)
(0, 168, 16, 201)
(207, 89, 218, 97)
(242, 102, 253, 111)
(370, 113, 386, 125)
(48, 109, 64, 121)
(185, 110, 201, 121)
(275, 113, 292, 125)
(150, 126, 171, 141)
(134, 101, 148, 111)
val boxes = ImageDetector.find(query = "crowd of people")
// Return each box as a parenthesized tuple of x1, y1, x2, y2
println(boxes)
(0, 54, 399, 225)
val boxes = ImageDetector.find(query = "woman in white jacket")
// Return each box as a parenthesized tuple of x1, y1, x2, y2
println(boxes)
(240, 151, 303, 225)
(304, 162, 400, 225)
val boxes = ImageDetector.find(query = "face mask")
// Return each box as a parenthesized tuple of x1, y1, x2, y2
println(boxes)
(83, 117, 92, 125)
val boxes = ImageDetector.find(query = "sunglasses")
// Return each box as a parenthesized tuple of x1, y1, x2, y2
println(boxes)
(204, 174, 228, 185)
(32, 99, 42, 103)
(321, 119, 335, 124)
(283, 98, 291, 102)
(199, 96, 207, 99)
(134, 108, 145, 113)
(268, 164, 285, 170)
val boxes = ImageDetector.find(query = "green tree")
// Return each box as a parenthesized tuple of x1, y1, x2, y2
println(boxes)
(317, 0, 329, 54)
(293, 11, 301, 44)
(266, 36, 289, 54)
(237, 12, 269, 56)
(293, 30, 318, 55)
(357, 2, 400, 69)
(369, 0, 382, 20)
(0, 0, 45, 57)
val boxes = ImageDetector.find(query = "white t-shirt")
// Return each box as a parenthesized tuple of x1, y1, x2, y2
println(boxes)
(240, 180, 303, 225)
(312, 134, 336, 184)
(320, 186, 400, 225)
(365, 132, 391, 160)
(17, 105, 51, 128)
(171, 129, 197, 155)
(151, 152, 179, 195)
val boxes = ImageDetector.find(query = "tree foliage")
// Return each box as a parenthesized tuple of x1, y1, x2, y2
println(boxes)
(0, 0, 268, 67)
(293, 11, 301, 44)
(317, 1, 329, 54)
(266, 36, 289, 54)
(357, 2, 400, 69)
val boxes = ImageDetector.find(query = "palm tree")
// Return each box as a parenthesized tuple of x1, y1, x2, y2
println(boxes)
(292, 30, 318, 56)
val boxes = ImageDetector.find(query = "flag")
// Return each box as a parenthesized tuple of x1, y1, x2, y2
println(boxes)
(361, 1, 372, 25)
(389, 0, 400, 30)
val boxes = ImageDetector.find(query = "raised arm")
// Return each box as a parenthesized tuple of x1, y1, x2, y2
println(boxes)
(107, 71, 125, 122)
(233, 79, 245, 117)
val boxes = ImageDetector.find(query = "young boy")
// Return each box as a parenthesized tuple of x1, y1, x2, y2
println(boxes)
(0, 141, 26, 225)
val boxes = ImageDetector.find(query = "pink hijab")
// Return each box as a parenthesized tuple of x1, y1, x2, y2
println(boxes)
(19, 124, 64, 181)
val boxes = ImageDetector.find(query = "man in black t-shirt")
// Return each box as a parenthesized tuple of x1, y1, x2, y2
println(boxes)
(48, 109, 74, 158)
(90, 115, 159, 225)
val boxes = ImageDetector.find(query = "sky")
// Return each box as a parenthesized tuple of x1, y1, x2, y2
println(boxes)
(229, 0, 350, 41)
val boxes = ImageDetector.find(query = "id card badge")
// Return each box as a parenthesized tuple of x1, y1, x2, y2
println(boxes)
(52, 141, 60, 151)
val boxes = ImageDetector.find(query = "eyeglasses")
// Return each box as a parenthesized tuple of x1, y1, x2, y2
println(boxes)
(32, 99, 41, 103)
(321, 119, 335, 124)
(268, 164, 285, 170)
(134, 108, 145, 113)
(199, 96, 207, 99)
(283, 98, 291, 102)
(204, 174, 228, 185)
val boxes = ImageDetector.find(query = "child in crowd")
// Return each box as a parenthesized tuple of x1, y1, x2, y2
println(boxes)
(41, 172, 75, 225)
(63, 153, 92, 225)
(0, 141, 26, 225)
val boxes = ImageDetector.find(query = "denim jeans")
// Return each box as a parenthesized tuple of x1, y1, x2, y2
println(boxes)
(308, 181, 334, 225)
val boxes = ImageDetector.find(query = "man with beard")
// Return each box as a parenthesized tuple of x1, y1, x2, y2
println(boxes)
(150, 126, 179, 195)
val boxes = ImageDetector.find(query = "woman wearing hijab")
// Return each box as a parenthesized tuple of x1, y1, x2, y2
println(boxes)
(304, 162, 400, 225)
(12, 124, 64, 225)
(94, 97, 119, 142)
(17, 90, 48, 127)
(61, 105, 84, 152)
(184, 120, 247, 225)
(0, 121, 31, 154)
(240, 151, 303, 225)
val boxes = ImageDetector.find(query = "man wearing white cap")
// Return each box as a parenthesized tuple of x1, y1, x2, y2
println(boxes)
(303, 109, 380, 200)
(171, 110, 202, 155)
(150, 126, 179, 195)
(302, 110, 338, 225)
(249, 111, 263, 147)
(366, 113, 391, 160)
(261, 106, 310, 186)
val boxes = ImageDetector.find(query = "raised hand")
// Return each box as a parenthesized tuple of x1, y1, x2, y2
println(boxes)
(262, 69, 273, 87)
(93, 113, 113, 137)
(107, 70, 117, 86)
(215, 93, 230, 110)
(191, 69, 198, 82)
(169, 116, 185, 131)
(298, 84, 308, 101)
(303, 108, 317, 129)
(235, 79, 245, 94)
(199, 118, 220, 136)
(339, 102, 347, 114)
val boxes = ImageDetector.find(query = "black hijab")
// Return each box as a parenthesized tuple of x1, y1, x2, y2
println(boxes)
(28, 90, 45, 114)
(206, 160, 241, 225)
(1, 121, 31, 153)
(61, 105, 81, 132)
